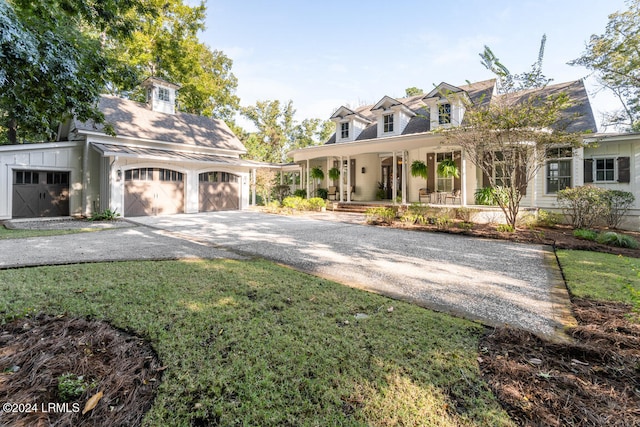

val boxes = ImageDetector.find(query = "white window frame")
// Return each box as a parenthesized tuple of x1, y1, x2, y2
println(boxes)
(340, 122, 350, 139)
(545, 147, 573, 194)
(593, 157, 616, 183)
(438, 103, 451, 125)
(383, 113, 394, 133)
(158, 87, 171, 102)
(436, 152, 454, 192)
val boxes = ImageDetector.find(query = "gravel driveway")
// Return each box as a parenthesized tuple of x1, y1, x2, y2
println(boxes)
(1, 211, 573, 338)
(130, 211, 573, 338)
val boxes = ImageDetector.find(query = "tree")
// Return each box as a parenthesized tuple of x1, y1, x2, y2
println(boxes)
(291, 118, 334, 150)
(444, 41, 581, 228)
(405, 87, 424, 97)
(0, 0, 142, 144)
(570, 1, 640, 131)
(106, 0, 239, 121)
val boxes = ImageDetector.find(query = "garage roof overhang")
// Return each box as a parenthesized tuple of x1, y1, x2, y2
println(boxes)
(91, 143, 273, 168)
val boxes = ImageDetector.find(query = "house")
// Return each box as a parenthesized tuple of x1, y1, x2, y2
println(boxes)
(1, 77, 263, 219)
(288, 79, 640, 229)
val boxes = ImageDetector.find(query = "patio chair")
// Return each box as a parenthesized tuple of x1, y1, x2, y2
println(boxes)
(418, 188, 431, 203)
(327, 186, 337, 200)
(445, 189, 461, 204)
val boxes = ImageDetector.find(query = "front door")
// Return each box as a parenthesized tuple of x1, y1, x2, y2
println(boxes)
(12, 170, 70, 218)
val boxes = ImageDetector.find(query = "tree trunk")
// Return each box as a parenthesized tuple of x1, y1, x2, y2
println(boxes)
(8, 117, 17, 144)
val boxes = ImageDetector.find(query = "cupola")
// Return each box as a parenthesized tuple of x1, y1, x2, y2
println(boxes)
(141, 77, 181, 115)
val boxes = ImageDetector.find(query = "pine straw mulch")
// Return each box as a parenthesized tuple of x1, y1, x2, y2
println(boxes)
(0, 314, 163, 427)
(479, 298, 640, 426)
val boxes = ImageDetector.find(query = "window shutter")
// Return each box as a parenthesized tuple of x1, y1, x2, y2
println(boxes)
(617, 157, 630, 183)
(426, 153, 435, 193)
(584, 159, 593, 183)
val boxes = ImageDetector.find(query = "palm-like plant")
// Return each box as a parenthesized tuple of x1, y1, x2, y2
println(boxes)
(328, 167, 340, 182)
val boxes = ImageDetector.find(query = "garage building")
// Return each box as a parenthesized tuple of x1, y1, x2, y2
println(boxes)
(0, 78, 261, 219)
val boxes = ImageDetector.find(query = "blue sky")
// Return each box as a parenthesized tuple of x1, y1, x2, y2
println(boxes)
(204, 0, 628, 131)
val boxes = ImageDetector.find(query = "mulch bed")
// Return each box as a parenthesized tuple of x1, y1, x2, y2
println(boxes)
(392, 221, 640, 258)
(0, 314, 162, 427)
(479, 298, 640, 426)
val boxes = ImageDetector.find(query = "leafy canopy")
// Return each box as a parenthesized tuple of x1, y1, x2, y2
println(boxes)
(571, 1, 640, 131)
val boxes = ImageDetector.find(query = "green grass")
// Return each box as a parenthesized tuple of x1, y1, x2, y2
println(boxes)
(0, 225, 96, 239)
(556, 250, 640, 305)
(0, 259, 512, 426)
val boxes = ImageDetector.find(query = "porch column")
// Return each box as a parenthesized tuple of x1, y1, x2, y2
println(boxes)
(306, 160, 310, 199)
(339, 156, 344, 202)
(252, 168, 257, 206)
(346, 156, 352, 202)
(392, 152, 397, 203)
(461, 150, 467, 206)
(401, 151, 407, 204)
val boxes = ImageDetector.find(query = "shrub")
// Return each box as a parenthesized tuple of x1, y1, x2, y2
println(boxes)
(274, 185, 291, 202)
(88, 208, 120, 221)
(557, 186, 608, 229)
(496, 224, 515, 233)
(401, 203, 430, 224)
(601, 190, 635, 229)
(293, 189, 307, 198)
(573, 229, 597, 241)
(282, 196, 305, 210)
(306, 197, 326, 211)
(596, 232, 639, 249)
(316, 188, 328, 199)
(455, 207, 475, 222)
(365, 207, 397, 224)
(535, 209, 563, 228)
(475, 187, 497, 205)
(435, 217, 452, 229)
(457, 222, 474, 231)
(265, 200, 280, 212)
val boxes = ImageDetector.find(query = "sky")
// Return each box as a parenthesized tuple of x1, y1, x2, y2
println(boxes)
(203, 0, 629, 132)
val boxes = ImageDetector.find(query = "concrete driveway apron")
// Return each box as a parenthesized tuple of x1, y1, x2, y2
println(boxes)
(131, 211, 572, 338)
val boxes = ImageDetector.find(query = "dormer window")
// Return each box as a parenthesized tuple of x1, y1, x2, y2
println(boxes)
(340, 122, 350, 139)
(438, 103, 451, 125)
(158, 87, 171, 102)
(383, 114, 394, 133)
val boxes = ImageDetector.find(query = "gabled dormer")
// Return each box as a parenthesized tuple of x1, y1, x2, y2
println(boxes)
(141, 77, 181, 115)
(423, 82, 470, 130)
(370, 96, 416, 137)
(330, 106, 372, 143)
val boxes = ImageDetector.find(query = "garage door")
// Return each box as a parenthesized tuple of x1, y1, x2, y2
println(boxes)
(12, 170, 70, 218)
(199, 172, 239, 212)
(124, 168, 184, 217)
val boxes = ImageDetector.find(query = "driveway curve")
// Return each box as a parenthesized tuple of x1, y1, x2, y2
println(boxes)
(128, 211, 573, 338)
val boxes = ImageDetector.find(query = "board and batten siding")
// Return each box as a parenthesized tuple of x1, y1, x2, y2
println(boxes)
(0, 142, 84, 219)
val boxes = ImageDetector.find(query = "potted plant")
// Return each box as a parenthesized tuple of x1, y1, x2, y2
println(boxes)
(328, 167, 340, 182)
(437, 158, 459, 178)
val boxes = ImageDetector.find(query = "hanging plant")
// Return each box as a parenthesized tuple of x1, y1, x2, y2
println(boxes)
(328, 167, 340, 181)
(310, 166, 324, 181)
(437, 159, 459, 178)
(410, 160, 428, 180)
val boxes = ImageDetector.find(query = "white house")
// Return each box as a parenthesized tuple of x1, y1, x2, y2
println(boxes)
(288, 79, 640, 229)
(1, 77, 263, 219)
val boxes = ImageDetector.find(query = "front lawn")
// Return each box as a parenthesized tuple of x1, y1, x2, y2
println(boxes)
(556, 249, 640, 306)
(0, 225, 96, 239)
(0, 259, 512, 426)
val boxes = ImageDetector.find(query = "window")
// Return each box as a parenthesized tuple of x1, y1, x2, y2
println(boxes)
(595, 158, 615, 182)
(46, 172, 68, 185)
(340, 122, 349, 139)
(199, 172, 238, 183)
(545, 147, 572, 193)
(125, 168, 155, 181)
(14, 171, 39, 185)
(436, 152, 454, 192)
(158, 87, 171, 102)
(493, 152, 511, 188)
(159, 169, 183, 182)
(383, 113, 394, 133)
(438, 103, 451, 125)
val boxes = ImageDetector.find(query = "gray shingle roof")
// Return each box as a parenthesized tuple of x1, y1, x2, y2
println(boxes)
(75, 96, 246, 153)
(322, 78, 596, 145)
